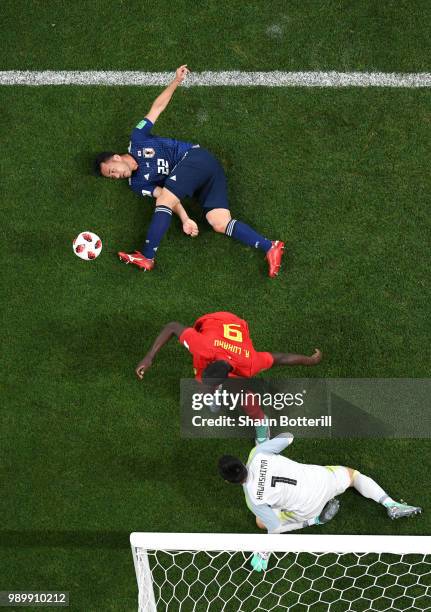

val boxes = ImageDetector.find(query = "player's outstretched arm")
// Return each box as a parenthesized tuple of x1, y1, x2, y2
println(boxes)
(145, 65, 189, 124)
(253, 432, 294, 456)
(135, 322, 186, 379)
(271, 348, 322, 367)
(271, 518, 318, 534)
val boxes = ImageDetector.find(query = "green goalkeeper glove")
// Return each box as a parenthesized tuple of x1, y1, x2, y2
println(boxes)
(251, 552, 270, 572)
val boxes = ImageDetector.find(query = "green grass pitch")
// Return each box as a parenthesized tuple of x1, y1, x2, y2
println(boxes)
(1, 2, 431, 610)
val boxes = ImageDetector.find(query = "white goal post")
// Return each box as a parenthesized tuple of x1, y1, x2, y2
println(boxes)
(130, 532, 430, 612)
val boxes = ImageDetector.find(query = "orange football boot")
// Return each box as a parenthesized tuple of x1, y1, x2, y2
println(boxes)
(266, 241, 285, 278)
(118, 250, 154, 271)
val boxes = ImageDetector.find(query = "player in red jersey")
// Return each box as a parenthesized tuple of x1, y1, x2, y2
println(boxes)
(135, 312, 322, 382)
(135, 312, 322, 442)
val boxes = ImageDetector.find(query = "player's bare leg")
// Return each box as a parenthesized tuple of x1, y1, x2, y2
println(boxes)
(205, 208, 231, 233)
(347, 468, 422, 520)
(205, 208, 285, 278)
(154, 187, 181, 208)
(118, 188, 180, 270)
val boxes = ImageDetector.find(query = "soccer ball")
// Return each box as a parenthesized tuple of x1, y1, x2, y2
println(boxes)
(73, 231, 102, 260)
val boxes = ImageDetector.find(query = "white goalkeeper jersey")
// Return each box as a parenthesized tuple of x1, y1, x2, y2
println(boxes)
(243, 434, 348, 533)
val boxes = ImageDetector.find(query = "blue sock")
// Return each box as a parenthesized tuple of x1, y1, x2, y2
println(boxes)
(225, 219, 272, 253)
(142, 206, 173, 258)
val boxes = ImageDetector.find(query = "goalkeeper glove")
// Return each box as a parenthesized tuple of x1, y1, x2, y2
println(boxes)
(251, 551, 270, 572)
(315, 498, 340, 525)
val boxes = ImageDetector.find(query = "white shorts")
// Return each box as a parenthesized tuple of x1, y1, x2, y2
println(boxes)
(322, 466, 351, 504)
(275, 465, 352, 525)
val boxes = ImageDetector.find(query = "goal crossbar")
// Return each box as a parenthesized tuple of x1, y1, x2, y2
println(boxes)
(131, 532, 430, 555)
(130, 533, 430, 612)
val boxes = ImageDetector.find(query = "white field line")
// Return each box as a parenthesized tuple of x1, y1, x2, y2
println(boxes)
(1, 71, 431, 87)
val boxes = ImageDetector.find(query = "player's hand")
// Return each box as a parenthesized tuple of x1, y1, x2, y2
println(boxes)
(183, 219, 199, 237)
(309, 348, 322, 364)
(250, 552, 270, 572)
(135, 356, 153, 379)
(175, 65, 189, 84)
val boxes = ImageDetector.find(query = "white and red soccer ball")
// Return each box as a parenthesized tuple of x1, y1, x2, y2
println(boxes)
(73, 231, 102, 260)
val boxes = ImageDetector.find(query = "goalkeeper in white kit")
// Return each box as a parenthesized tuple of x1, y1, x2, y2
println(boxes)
(218, 433, 422, 571)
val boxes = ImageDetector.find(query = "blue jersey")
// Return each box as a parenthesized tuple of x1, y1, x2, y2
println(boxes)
(128, 118, 196, 198)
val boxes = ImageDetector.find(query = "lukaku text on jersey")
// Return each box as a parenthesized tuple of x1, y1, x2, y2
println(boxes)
(179, 311, 274, 380)
(128, 118, 196, 197)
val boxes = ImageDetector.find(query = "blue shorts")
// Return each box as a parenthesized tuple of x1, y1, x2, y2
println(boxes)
(164, 147, 229, 211)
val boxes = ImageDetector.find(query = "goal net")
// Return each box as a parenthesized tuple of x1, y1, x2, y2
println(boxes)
(130, 532, 430, 612)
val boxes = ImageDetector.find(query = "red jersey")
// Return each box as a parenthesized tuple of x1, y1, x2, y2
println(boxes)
(178, 312, 274, 381)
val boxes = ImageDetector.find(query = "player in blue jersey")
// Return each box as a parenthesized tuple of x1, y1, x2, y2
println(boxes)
(94, 65, 284, 277)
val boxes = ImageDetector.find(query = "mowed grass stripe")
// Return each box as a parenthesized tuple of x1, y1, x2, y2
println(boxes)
(1, 81, 430, 610)
(1, 71, 431, 87)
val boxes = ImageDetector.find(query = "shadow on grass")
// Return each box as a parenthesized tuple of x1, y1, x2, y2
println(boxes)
(0, 531, 130, 548)
(77, 150, 100, 177)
